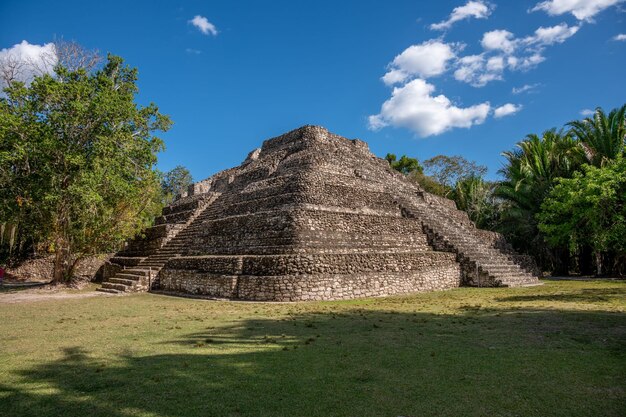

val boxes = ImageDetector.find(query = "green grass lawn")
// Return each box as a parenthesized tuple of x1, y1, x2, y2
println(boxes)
(0, 280, 624, 417)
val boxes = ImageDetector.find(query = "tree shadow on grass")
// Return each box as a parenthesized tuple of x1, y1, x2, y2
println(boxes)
(496, 287, 625, 304)
(1, 308, 625, 417)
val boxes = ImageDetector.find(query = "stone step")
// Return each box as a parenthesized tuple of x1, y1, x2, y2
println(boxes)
(115, 273, 143, 281)
(96, 287, 121, 294)
(109, 277, 138, 286)
(102, 282, 129, 292)
(123, 269, 150, 277)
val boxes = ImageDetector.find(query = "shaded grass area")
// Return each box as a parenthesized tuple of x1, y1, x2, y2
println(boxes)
(0, 280, 624, 417)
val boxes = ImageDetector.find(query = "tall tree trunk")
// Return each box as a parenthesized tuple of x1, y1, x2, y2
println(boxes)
(595, 251, 602, 277)
(578, 245, 594, 276)
(52, 236, 71, 283)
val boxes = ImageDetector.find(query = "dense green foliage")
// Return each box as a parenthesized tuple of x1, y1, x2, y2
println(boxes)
(495, 129, 583, 273)
(161, 165, 193, 203)
(451, 176, 498, 229)
(538, 158, 626, 275)
(388, 105, 625, 276)
(568, 105, 626, 167)
(0, 54, 171, 281)
(385, 153, 423, 175)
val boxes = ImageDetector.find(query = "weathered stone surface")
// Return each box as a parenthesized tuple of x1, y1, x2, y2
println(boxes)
(99, 125, 539, 298)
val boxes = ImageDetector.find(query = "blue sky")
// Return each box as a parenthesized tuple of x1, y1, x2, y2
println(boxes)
(1, 0, 625, 181)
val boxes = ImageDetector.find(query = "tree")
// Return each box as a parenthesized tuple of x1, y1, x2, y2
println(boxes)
(568, 105, 626, 167)
(0, 39, 100, 90)
(162, 165, 193, 202)
(385, 153, 423, 175)
(452, 176, 498, 229)
(538, 158, 626, 276)
(423, 155, 487, 195)
(0, 53, 171, 282)
(495, 129, 583, 274)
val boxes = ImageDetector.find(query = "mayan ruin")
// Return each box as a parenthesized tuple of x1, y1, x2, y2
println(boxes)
(98, 126, 540, 300)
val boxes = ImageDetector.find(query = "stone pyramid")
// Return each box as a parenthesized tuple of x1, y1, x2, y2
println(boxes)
(98, 126, 540, 300)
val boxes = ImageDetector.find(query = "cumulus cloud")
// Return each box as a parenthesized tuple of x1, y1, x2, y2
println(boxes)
(430, 1, 494, 31)
(0, 40, 57, 87)
(454, 22, 579, 86)
(506, 53, 546, 70)
(512, 83, 540, 94)
(494, 103, 523, 118)
(481, 29, 517, 53)
(382, 40, 457, 85)
(526, 23, 580, 45)
(369, 78, 491, 137)
(454, 54, 504, 87)
(580, 108, 595, 116)
(189, 15, 218, 35)
(531, 0, 624, 21)
(613, 33, 626, 41)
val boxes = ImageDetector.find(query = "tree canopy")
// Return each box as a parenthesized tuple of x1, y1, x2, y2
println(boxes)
(423, 155, 487, 192)
(538, 158, 626, 275)
(385, 153, 423, 175)
(162, 165, 193, 203)
(0, 53, 171, 281)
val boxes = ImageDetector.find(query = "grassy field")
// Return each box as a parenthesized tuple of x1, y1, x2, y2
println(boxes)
(0, 280, 624, 417)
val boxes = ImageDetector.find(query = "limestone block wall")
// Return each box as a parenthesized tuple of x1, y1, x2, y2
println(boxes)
(159, 252, 461, 301)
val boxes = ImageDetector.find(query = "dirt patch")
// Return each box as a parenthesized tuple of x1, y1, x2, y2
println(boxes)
(0, 285, 114, 304)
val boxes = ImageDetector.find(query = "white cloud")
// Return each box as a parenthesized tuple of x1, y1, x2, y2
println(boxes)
(526, 23, 580, 45)
(531, 0, 624, 21)
(481, 30, 517, 53)
(381, 69, 409, 85)
(512, 83, 540, 94)
(613, 33, 626, 41)
(486, 55, 505, 71)
(189, 15, 218, 36)
(455, 22, 578, 86)
(0, 40, 57, 87)
(185, 48, 202, 54)
(507, 53, 546, 70)
(454, 54, 504, 87)
(580, 108, 595, 115)
(368, 78, 491, 137)
(431, 1, 494, 31)
(382, 40, 457, 85)
(494, 103, 523, 118)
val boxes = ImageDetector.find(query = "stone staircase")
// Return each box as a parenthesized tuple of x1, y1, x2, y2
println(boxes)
(397, 194, 540, 288)
(97, 193, 221, 294)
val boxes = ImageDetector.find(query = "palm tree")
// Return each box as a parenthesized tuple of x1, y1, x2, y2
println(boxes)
(568, 104, 626, 167)
(496, 129, 583, 274)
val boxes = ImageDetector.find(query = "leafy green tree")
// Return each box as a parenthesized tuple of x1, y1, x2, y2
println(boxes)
(162, 165, 193, 203)
(452, 176, 498, 229)
(423, 155, 487, 195)
(538, 158, 626, 276)
(385, 153, 451, 196)
(496, 129, 582, 274)
(568, 105, 626, 167)
(0, 53, 171, 282)
(409, 171, 449, 196)
(385, 153, 423, 175)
